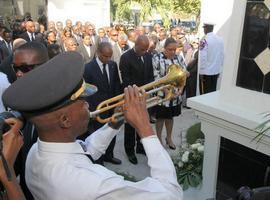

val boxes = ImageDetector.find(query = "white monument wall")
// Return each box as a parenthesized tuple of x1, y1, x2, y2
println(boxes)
(47, 0, 110, 28)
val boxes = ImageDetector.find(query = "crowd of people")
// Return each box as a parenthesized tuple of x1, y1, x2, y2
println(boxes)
(0, 15, 224, 199)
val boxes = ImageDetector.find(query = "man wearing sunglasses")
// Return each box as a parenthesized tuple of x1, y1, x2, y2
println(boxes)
(11, 41, 49, 200)
(12, 42, 48, 78)
(3, 52, 182, 200)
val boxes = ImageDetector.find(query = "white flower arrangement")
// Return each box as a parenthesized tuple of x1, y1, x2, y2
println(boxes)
(173, 139, 204, 190)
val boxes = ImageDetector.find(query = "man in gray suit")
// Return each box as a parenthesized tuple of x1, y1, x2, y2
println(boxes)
(112, 32, 129, 83)
(78, 33, 96, 64)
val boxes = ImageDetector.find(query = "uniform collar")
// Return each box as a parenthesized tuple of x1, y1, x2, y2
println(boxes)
(37, 139, 86, 155)
(206, 32, 214, 36)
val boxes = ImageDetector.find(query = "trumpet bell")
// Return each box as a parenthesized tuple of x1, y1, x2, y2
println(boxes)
(166, 64, 187, 89)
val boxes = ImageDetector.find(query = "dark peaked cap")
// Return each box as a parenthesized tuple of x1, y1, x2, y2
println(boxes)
(2, 51, 97, 116)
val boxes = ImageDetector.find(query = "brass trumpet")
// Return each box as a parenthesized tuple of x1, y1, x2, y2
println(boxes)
(89, 64, 187, 123)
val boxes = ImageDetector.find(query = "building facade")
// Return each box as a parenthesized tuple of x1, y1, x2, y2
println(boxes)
(0, 0, 110, 28)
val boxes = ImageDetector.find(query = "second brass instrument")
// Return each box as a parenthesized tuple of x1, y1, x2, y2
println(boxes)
(89, 64, 187, 123)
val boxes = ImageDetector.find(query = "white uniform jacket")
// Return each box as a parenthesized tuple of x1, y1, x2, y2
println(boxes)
(25, 124, 183, 200)
(198, 32, 224, 75)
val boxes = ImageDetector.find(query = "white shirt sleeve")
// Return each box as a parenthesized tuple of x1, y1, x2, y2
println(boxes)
(83, 123, 119, 160)
(0, 73, 10, 112)
(78, 134, 182, 199)
(96, 135, 182, 200)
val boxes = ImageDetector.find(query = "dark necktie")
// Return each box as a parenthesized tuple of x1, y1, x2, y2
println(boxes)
(102, 64, 109, 87)
(138, 56, 144, 68)
(6, 43, 12, 53)
(31, 33, 34, 41)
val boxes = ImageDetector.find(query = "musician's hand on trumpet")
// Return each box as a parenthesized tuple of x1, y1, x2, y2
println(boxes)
(173, 88, 182, 99)
(123, 85, 154, 138)
(108, 106, 124, 130)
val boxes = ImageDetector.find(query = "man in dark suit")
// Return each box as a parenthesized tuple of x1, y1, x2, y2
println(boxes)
(0, 28, 13, 63)
(19, 21, 44, 43)
(83, 42, 121, 165)
(119, 35, 154, 164)
(78, 33, 96, 64)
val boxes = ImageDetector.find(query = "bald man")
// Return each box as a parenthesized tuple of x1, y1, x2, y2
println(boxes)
(119, 35, 154, 164)
(19, 21, 44, 43)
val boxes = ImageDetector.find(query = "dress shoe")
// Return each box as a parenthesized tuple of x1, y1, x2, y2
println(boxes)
(136, 148, 146, 155)
(127, 154, 138, 164)
(165, 138, 176, 150)
(104, 157, 122, 165)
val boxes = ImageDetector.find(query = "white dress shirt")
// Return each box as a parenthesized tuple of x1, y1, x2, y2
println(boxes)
(25, 124, 182, 200)
(0, 72, 10, 112)
(198, 32, 224, 75)
(83, 44, 91, 57)
(27, 31, 35, 41)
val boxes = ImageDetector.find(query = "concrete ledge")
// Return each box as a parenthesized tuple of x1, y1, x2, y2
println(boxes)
(187, 91, 266, 131)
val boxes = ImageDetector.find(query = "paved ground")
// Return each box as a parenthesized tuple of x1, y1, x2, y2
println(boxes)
(105, 108, 201, 199)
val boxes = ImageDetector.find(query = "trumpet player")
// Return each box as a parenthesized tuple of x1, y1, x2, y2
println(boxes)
(2, 52, 183, 200)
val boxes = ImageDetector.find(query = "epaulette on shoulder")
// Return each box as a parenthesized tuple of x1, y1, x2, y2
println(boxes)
(199, 38, 207, 50)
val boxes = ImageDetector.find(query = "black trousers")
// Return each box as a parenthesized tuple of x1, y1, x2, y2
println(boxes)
(124, 123, 144, 155)
(199, 74, 219, 94)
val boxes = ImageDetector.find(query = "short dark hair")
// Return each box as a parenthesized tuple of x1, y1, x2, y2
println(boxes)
(15, 42, 49, 62)
(164, 37, 177, 48)
(81, 33, 90, 39)
(45, 31, 56, 39)
(47, 44, 61, 59)
(97, 42, 112, 53)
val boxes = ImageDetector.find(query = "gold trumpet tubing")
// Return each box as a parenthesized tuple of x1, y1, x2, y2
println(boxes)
(109, 97, 161, 123)
(90, 84, 171, 119)
(111, 87, 175, 123)
(89, 99, 123, 118)
(96, 114, 115, 124)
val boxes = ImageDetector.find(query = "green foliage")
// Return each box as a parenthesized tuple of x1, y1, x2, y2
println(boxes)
(111, 0, 201, 27)
(112, 0, 132, 22)
(116, 171, 137, 182)
(186, 122, 204, 145)
(253, 111, 270, 143)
